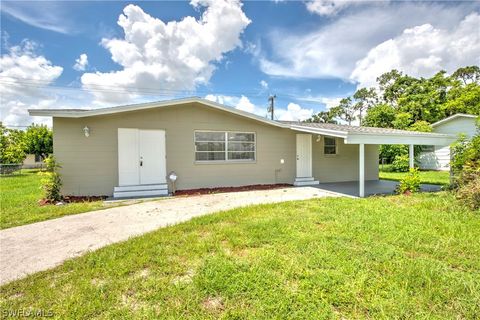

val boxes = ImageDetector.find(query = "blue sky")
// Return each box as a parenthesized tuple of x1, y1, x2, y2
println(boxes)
(1, 0, 479, 126)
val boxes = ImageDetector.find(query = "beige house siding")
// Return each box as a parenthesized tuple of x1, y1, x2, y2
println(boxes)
(54, 102, 297, 196)
(53, 102, 379, 196)
(312, 137, 379, 182)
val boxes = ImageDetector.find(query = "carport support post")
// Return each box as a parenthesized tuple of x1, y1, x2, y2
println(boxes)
(359, 143, 365, 198)
(409, 144, 414, 169)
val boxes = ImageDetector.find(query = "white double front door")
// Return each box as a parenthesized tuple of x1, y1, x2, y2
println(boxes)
(118, 128, 166, 186)
(296, 134, 312, 178)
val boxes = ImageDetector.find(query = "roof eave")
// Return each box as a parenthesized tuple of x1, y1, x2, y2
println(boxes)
(431, 114, 478, 127)
(289, 125, 348, 138)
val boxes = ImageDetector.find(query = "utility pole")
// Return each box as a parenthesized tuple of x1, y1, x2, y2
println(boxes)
(268, 94, 276, 120)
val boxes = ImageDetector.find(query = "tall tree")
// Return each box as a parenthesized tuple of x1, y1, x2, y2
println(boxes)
(330, 97, 356, 125)
(305, 110, 338, 124)
(452, 66, 480, 85)
(24, 124, 53, 159)
(0, 123, 26, 164)
(353, 87, 377, 126)
(363, 104, 396, 128)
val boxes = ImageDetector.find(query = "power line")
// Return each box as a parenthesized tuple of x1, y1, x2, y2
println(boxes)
(0, 75, 308, 100)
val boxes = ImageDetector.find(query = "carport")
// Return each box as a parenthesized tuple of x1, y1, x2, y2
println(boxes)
(287, 122, 456, 197)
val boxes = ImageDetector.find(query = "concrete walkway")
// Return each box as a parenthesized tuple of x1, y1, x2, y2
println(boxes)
(316, 179, 442, 197)
(0, 186, 337, 285)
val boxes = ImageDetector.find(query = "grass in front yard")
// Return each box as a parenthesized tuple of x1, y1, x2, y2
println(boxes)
(0, 170, 113, 229)
(1, 193, 479, 319)
(379, 165, 450, 185)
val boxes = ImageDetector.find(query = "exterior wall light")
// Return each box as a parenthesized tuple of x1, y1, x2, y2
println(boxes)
(168, 171, 178, 195)
(83, 126, 90, 137)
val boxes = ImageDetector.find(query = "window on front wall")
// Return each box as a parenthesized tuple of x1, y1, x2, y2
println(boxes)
(195, 131, 256, 162)
(324, 137, 337, 155)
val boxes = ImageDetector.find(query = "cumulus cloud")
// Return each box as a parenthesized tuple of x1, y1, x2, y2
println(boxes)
(204, 94, 313, 121)
(0, 40, 63, 126)
(277, 102, 313, 121)
(259, 4, 477, 82)
(205, 94, 259, 114)
(351, 12, 480, 88)
(73, 53, 88, 71)
(81, 1, 251, 104)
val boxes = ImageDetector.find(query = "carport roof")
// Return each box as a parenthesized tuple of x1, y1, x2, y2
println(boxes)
(285, 121, 456, 146)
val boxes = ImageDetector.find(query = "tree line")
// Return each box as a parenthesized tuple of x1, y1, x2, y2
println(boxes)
(306, 65, 480, 163)
(0, 124, 53, 164)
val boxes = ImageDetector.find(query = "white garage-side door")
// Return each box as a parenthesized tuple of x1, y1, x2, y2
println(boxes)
(296, 134, 312, 178)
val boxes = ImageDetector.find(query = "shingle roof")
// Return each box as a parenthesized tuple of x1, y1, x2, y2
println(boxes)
(281, 121, 447, 136)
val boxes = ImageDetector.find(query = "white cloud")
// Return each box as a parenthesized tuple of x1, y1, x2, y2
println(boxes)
(205, 94, 258, 114)
(81, 1, 251, 104)
(260, 80, 268, 89)
(300, 96, 342, 110)
(277, 102, 314, 121)
(259, 4, 477, 82)
(1, 2, 72, 34)
(204, 94, 313, 121)
(0, 40, 63, 126)
(351, 12, 480, 88)
(73, 53, 88, 71)
(305, 0, 353, 16)
(305, 0, 389, 16)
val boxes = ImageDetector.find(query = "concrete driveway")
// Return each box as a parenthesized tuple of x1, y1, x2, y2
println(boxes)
(0, 186, 337, 285)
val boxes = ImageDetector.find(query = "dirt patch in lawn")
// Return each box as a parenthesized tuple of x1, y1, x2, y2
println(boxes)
(175, 184, 292, 196)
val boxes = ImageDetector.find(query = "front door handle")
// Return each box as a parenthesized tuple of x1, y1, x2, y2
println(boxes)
(140, 157, 143, 167)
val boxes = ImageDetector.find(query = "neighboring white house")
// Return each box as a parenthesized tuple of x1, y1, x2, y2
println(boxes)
(22, 154, 45, 169)
(419, 114, 478, 171)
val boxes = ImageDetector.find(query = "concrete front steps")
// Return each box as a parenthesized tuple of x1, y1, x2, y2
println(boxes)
(113, 184, 169, 198)
(293, 177, 320, 186)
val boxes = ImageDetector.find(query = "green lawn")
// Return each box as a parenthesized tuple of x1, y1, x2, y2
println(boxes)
(0, 170, 115, 229)
(379, 165, 451, 186)
(1, 193, 478, 319)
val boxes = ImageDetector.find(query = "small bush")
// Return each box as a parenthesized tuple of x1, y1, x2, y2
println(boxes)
(455, 162, 480, 210)
(392, 154, 410, 172)
(39, 155, 62, 203)
(396, 168, 421, 195)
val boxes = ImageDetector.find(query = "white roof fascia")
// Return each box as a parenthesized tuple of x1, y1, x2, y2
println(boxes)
(289, 125, 348, 138)
(345, 132, 457, 146)
(432, 114, 478, 128)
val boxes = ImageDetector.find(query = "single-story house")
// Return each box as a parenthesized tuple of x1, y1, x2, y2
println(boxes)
(29, 97, 456, 198)
(419, 114, 478, 171)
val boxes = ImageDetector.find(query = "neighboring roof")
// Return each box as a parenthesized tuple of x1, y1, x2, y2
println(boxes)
(432, 113, 478, 127)
(28, 97, 289, 129)
(29, 97, 457, 145)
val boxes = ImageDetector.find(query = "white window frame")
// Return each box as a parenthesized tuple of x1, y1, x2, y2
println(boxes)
(324, 136, 338, 156)
(194, 130, 256, 163)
